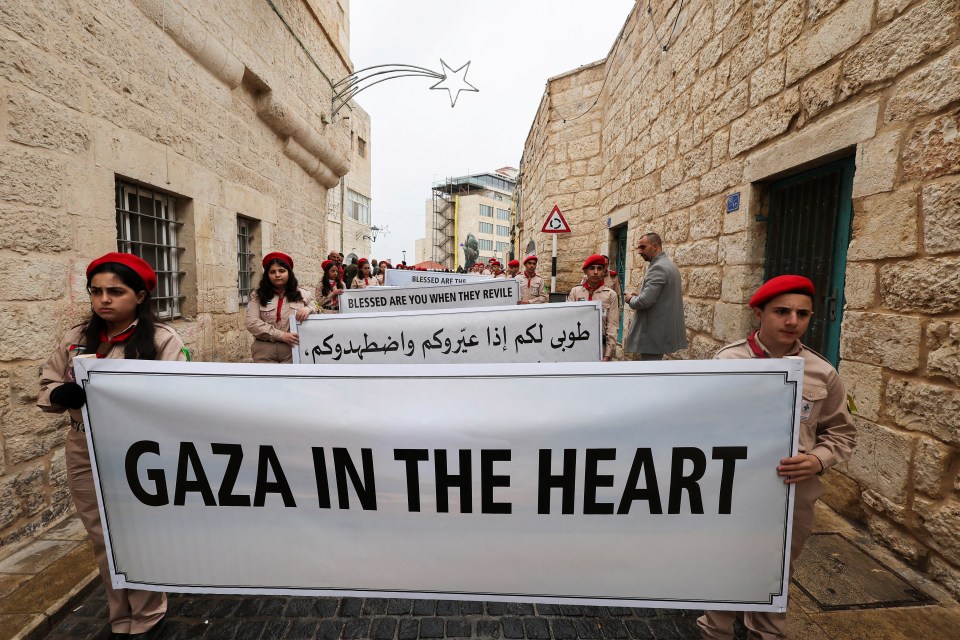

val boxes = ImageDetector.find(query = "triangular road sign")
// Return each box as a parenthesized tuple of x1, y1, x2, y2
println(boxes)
(541, 204, 571, 233)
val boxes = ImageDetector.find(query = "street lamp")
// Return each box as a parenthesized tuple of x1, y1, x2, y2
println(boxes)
(357, 225, 386, 242)
(402, 250, 407, 263)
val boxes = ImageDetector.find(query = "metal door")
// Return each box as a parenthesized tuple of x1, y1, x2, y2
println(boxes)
(614, 226, 628, 342)
(765, 157, 855, 366)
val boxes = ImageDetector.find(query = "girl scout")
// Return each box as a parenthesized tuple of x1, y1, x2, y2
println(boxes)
(245, 252, 314, 363)
(38, 252, 186, 639)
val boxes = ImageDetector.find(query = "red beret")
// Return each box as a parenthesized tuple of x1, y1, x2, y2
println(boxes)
(379, 260, 390, 267)
(524, 255, 538, 264)
(582, 254, 607, 270)
(609, 270, 618, 277)
(357, 258, 369, 267)
(86, 252, 157, 292)
(321, 259, 335, 272)
(749, 275, 815, 308)
(508, 259, 520, 268)
(262, 252, 293, 270)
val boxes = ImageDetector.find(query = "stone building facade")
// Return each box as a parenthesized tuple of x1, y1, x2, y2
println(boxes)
(0, 0, 367, 545)
(326, 103, 374, 262)
(518, 0, 960, 596)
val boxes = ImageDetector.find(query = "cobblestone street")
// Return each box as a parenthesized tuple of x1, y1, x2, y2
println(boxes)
(48, 588, 709, 639)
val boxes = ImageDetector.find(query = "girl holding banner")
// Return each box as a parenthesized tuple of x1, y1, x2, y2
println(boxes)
(698, 275, 856, 640)
(316, 259, 346, 313)
(351, 258, 376, 289)
(38, 252, 186, 639)
(376, 259, 391, 285)
(246, 252, 315, 363)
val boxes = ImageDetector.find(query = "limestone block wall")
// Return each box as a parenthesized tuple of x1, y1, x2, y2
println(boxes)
(0, 0, 355, 545)
(519, 0, 960, 596)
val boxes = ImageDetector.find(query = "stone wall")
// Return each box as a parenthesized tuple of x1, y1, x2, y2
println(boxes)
(0, 0, 357, 545)
(519, 0, 960, 596)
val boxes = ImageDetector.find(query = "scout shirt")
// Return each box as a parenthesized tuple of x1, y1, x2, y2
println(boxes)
(517, 272, 548, 304)
(605, 273, 622, 298)
(352, 275, 377, 289)
(247, 288, 315, 340)
(567, 283, 619, 359)
(715, 335, 856, 475)
(38, 323, 187, 427)
(314, 280, 345, 313)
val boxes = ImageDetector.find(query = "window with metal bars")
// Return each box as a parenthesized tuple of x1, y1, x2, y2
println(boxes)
(479, 204, 493, 217)
(496, 208, 510, 220)
(115, 182, 183, 319)
(237, 216, 257, 305)
(478, 221, 494, 234)
(496, 225, 510, 236)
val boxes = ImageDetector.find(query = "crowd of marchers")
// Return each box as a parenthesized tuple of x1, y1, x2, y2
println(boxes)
(35, 230, 855, 640)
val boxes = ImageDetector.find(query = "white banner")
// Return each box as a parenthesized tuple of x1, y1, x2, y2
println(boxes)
(383, 270, 492, 287)
(75, 358, 803, 611)
(292, 302, 603, 364)
(340, 279, 519, 314)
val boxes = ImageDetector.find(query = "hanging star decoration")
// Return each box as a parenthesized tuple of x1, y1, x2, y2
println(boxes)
(330, 59, 479, 117)
(429, 59, 479, 108)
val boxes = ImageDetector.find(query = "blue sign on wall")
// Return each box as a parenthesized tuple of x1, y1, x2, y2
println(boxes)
(726, 192, 741, 213)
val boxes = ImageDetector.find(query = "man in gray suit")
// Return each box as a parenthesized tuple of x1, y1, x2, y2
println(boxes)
(623, 232, 687, 360)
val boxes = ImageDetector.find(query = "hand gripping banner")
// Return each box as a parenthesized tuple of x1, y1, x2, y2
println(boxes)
(74, 358, 804, 612)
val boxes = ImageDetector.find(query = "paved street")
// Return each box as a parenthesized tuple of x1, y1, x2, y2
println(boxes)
(47, 588, 712, 639)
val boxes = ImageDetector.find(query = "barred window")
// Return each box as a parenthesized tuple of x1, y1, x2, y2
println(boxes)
(115, 182, 183, 319)
(347, 190, 371, 224)
(237, 216, 256, 304)
(496, 208, 510, 220)
(496, 225, 510, 236)
(496, 241, 510, 252)
(478, 221, 494, 234)
(479, 239, 493, 250)
(479, 204, 493, 217)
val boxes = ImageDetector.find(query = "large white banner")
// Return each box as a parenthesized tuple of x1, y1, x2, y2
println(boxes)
(340, 279, 519, 314)
(383, 270, 492, 287)
(292, 302, 603, 364)
(75, 358, 803, 611)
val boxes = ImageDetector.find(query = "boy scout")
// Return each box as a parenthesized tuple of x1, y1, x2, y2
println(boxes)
(517, 255, 548, 305)
(567, 254, 619, 361)
(698, 275, 856, 640)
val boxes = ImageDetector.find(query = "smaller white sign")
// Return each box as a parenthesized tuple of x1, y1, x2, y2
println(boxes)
(340, 279, 519, 314)
(293, 302, 603, 364)
(384, 270, 492, 287)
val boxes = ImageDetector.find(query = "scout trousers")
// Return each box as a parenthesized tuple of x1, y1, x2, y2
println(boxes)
(697, 478, 823, 640)
(66, 428, 167, 634)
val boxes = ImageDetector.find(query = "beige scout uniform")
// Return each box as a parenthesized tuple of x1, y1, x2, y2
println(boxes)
(517, 273, 548, 304)
(567, 284, 620, 359)
(698, 336, 856, 640)
(315, 280, 345, 314)
(38, 324, 186, 635)
(246, 288, 315, 363)
(605, 273, 622, 297)
(352, 275, 376, 289)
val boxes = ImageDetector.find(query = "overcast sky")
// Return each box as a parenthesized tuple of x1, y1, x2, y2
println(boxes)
(348, 1, 636, 264)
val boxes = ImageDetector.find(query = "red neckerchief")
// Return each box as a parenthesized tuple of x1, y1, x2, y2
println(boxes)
(97, 324, 137, 358)
(273, 289, 286, 322)
(746, 330, 768, 358)
(583, 279, 604, 301)
(364, 276, 371, 287)
(526, 272, 536, 288)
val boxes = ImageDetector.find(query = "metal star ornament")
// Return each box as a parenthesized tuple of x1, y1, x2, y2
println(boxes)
(430, 59, 479, 107)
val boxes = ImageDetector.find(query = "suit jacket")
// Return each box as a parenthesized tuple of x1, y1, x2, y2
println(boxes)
(623, 252, 687, 354)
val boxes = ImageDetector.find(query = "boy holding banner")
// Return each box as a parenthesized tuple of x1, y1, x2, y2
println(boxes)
(517, 255, 548, 305)
(567, 254, 619, 361)
(698, 275, 856, 640)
